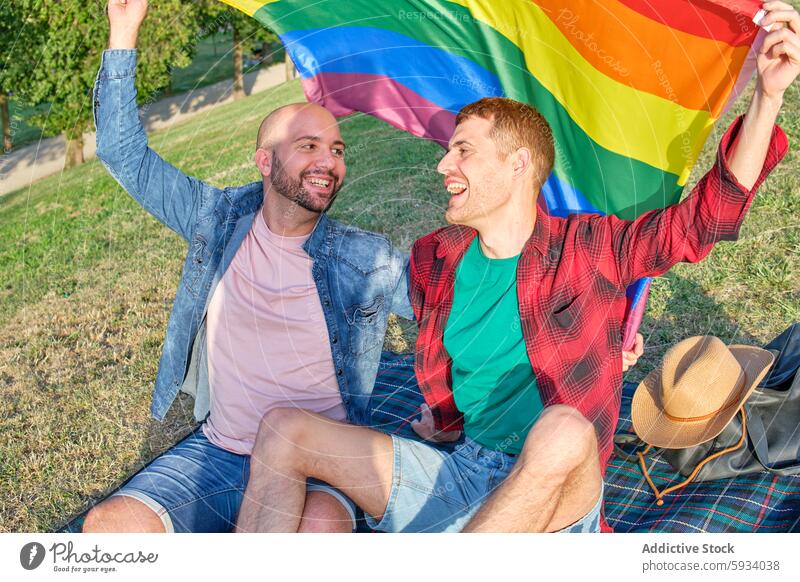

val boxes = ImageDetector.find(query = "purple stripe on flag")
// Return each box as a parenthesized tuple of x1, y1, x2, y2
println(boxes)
(301, 72, 456, 146)
(622, 279, 651, 351)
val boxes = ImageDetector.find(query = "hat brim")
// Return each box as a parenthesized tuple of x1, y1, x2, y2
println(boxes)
(631, 345, 775, 449)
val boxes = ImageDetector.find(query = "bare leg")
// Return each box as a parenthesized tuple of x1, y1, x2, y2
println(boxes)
(464, 405, 602, 533)
(82, 496, 166, 533)
(236, 408, 394, 532)
(298, 490, 354, 533)
(83, 484, 353, 533)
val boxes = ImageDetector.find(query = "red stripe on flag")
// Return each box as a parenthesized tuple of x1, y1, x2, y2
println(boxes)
(618, 0, 762, 46)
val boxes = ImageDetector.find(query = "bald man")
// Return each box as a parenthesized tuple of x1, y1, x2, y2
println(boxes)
(83, 0, 413, 533)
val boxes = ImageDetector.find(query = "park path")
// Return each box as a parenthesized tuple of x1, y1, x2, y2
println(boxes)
(0, 62, 288, 197)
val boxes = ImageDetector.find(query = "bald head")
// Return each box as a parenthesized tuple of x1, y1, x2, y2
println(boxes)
(256, 102, 338, 151)
(253, 101, 347, 216)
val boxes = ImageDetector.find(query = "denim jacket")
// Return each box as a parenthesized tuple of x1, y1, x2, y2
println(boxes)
(93, 50, 412, 425)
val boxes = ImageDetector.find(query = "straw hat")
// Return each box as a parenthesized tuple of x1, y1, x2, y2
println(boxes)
(631, 336, 774, 448)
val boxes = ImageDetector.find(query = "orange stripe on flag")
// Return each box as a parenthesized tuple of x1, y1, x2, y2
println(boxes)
(534, 0, 750, 114)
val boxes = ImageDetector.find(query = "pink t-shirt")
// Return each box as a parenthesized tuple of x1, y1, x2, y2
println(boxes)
(203, 211, 346, 455)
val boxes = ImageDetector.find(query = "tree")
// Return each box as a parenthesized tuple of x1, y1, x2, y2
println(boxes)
(0, 93, 9, 154)
(18, 0, 199, 167)
(0, 3, 43, 153)
(195, 2, 278, 101)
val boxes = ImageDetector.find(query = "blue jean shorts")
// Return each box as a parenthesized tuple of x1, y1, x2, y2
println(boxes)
(365, 435, 603, 533)
(111, 426, 357, 532)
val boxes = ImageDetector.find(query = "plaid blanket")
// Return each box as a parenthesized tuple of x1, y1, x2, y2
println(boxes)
(60, 351, 800, 533)
(370, 352, 800, 533)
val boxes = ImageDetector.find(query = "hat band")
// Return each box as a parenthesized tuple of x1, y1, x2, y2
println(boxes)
(661, 374, 744, 423)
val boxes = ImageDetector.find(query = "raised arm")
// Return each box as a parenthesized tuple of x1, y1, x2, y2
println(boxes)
(728, 1, 800, 190)
(94, 0, 208, 241)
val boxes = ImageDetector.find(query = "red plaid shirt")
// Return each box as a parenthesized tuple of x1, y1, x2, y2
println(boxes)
(410, 117, 787, 478)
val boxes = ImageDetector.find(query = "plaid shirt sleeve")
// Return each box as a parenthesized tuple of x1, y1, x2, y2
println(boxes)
(587, 116, 788, 288)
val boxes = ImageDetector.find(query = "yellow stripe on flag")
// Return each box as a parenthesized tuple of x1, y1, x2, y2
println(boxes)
(449, 0, 713, 177)
(218, 0, 273, 18)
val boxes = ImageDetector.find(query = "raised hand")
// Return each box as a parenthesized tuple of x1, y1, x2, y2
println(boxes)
(757, 1, 800, 99)
(410, 403, 462, 443)
(107, 0, 149, 49)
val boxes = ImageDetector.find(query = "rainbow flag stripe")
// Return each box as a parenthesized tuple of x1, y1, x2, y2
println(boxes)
(220, 0, 765, 345)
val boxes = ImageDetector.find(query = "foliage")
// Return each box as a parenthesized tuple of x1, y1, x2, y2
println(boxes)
(6, 1, 198, 142)
(196, 1, 278, 53)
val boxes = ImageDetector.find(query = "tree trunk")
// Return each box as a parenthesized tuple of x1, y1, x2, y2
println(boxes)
(262, 41, 271, 65)
(232, 25, 245, 100)
(285, 50, 296, 81)
(65, 134, 84, 168)
(1, 92, 11, 153)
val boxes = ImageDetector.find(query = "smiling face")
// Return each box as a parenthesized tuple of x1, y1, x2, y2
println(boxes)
(437, 115, 515, 227)
(438, 98, 555, 229)
(256, 104, 347, 214)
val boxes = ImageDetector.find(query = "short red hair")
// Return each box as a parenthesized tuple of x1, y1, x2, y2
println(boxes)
(456, 97, 555, 188)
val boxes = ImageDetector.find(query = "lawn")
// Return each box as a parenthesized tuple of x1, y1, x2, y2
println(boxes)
(0, 72, 798, 531)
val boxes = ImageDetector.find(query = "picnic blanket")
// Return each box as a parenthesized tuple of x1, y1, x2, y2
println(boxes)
(60, 351, 800, 533)
(370, 352, 800, 533)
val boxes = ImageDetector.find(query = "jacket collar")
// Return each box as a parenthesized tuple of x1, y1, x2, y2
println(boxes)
(303, 212, 331, 259)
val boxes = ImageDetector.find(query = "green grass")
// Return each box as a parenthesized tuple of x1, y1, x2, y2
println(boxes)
(0, 72, 798, 531)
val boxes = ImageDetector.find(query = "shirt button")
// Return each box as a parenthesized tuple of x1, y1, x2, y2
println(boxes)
(332, 337, 338, 344)
(324, 299, 330, 307)
(337, 369, 343, 376)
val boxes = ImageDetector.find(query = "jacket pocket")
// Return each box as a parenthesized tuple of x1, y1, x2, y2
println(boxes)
(347, 295, 386, 356)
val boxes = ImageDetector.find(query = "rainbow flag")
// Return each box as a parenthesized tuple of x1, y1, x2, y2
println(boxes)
(220, 0, 766, 348)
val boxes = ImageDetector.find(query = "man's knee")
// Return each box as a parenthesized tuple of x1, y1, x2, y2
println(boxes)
(298, 491, 354, 533)
(536, 405, 597, 450)
(517, 405, 598, 475)
(254, 407, 308, 454)
(82, 496, 166, 533)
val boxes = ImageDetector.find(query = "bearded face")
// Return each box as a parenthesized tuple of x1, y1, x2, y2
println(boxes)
(270, 151, 343, 214)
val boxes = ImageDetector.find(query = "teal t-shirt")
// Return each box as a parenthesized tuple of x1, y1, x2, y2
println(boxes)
(443, 238, 544, 454)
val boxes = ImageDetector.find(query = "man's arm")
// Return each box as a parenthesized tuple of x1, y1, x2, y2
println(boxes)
(603, 3, 798, 288)
(728, 1, 800, 190)
(95, 0, 206, 241)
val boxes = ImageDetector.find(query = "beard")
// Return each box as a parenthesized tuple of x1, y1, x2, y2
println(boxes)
(444, 176, 507, 227)
(270, 154, 341, 214)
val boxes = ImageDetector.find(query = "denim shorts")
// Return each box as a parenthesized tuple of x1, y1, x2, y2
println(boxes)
(365, 435, 603, 533)
(111, 426, 357, 532)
